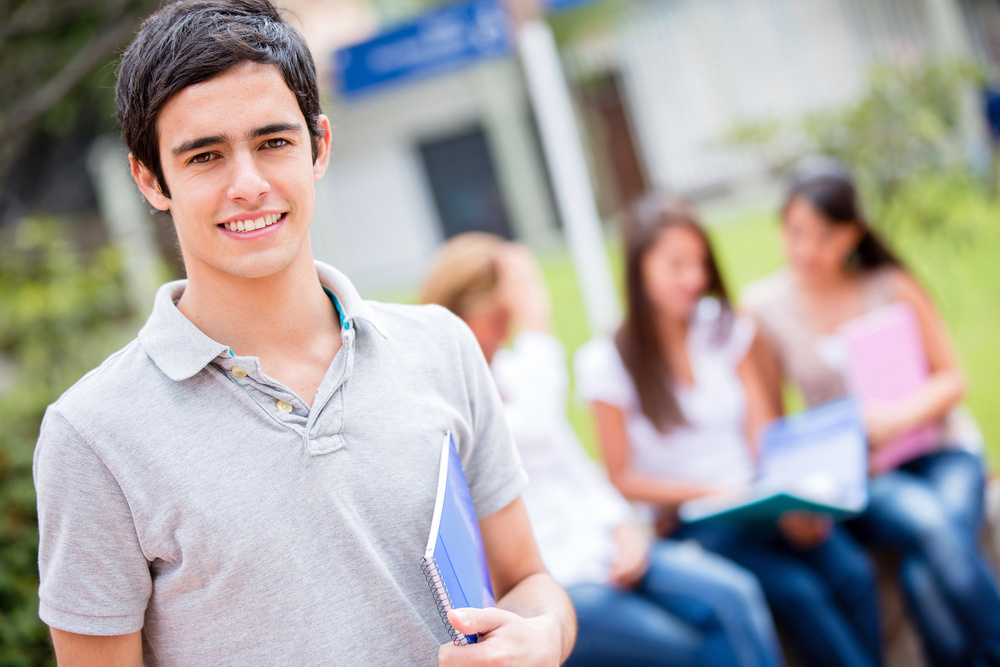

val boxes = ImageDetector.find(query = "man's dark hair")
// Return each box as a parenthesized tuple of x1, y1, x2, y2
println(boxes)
(116, 0, 322, 198)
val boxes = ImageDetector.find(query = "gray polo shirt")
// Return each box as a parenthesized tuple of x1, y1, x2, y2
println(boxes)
(34, 261, 527, 666)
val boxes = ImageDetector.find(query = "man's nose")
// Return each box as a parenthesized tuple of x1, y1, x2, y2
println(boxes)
(227, 151, 270, 203)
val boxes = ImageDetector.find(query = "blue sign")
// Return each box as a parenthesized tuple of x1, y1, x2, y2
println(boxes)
(334, 0, 512, 98)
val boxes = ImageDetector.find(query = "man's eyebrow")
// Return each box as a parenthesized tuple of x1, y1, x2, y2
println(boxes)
(170, 124, 303, 158)
(172, 134, 229, 157)
(250, 122, 303, 139)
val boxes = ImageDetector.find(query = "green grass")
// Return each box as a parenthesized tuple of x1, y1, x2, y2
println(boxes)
(368, 207, 1000, 466)
(535, 245, 618, 459)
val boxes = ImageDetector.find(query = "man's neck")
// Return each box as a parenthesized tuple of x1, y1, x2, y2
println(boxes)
(175, 252, 338, 357)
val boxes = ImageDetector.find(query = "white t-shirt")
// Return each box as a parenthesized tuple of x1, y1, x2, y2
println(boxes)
(574, 298, 756, 490)
(492, 331, 633, 588)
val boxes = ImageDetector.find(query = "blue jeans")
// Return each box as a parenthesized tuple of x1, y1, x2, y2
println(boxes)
(849, 449, 1000, 667)
(565, 539, 782, 667)
(673, 522, 882, 667)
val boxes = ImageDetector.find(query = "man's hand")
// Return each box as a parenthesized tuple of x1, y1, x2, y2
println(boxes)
(438, 607, 563, 667)
(473, 498, 575, 664)
(607, 522, 650, 589)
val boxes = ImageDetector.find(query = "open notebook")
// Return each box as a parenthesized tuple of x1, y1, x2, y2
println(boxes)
(839, 301, 941, 473)
(421, 432, 494, 646)
(679, 399, 868, 524)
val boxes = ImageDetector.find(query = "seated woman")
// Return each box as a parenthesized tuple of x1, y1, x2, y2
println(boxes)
(421, 233, 782, 667)
(575, 195, 882, 667)
(742, 157, 1000, 667)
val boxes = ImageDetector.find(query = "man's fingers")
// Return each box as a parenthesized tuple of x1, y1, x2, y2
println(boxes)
(447, 607, 508, 637)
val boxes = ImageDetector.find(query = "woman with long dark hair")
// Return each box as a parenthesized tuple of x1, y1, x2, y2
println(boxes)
(576, 194, 882, 667)
(743, 157, 1000, 666)
(422, 233, 783, 667)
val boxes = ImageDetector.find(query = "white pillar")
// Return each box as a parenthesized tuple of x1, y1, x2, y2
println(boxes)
(516, 19, 620, 336)
(470, 60, 561, 250)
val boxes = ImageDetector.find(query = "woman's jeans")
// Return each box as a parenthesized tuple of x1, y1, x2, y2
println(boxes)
(564, 538, 782, 667)
(849, 449, 1000, 667)
(672, 522, 883, 667)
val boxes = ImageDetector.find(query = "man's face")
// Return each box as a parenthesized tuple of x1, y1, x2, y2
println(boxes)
(132, 61, 331, 282)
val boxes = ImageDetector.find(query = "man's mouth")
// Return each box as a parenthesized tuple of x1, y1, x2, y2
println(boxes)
(220, 213, 283, 233)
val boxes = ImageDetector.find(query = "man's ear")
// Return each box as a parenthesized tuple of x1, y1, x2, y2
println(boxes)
(130, 154, 171, 212)
(312, 115, 333, 181)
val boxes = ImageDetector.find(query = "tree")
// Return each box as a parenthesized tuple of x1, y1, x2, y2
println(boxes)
(725, 58, 990, 239)
(0, 0, 161, 191)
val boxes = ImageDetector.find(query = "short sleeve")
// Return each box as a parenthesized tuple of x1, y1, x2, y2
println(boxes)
(448, 316, 529, 519)
(573, 337, 635, 409)
(34, 406, 151, 635)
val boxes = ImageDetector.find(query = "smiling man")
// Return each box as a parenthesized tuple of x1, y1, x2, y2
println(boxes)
(31, 1, 574, 665)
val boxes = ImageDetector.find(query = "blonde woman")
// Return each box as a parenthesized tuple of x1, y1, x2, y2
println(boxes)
(422, 233, 781, 667)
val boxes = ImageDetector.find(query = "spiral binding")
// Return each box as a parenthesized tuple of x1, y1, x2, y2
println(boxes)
(420, 555, 470, 646)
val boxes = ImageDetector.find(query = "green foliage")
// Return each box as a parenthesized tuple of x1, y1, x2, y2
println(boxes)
(0, 0, 160, 184)
(726, 59, 989, 238)
(0, 219, 134, 665)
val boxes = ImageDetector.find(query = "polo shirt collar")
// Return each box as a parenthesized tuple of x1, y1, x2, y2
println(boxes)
(138, 261, 387, 382)
(314, 261, 388, 338)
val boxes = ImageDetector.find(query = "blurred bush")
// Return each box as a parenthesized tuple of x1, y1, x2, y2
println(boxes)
(726, 59, 990, 239)
(0, 219, 133, 666)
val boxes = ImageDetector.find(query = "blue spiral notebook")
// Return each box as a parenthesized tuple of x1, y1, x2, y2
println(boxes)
(679, 399, 869, 524)
(421, 432, 495, 645)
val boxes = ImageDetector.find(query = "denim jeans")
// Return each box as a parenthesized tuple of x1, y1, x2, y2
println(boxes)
(849, 449, 1000, 667)
(673, 522, 883, 667)
(564, 539, 783, 667)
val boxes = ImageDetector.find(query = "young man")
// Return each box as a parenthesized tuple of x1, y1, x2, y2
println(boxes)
(32, 1, 575, 665)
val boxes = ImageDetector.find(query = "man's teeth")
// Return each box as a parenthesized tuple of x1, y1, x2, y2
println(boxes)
(224, 213, 281, 232)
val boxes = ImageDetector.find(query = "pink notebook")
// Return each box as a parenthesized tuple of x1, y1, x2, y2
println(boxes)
(839, 302, 941, 473)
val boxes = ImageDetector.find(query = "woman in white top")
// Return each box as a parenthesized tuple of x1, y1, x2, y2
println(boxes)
(575, 195, 882, 667)
(421, 233, 782, 667)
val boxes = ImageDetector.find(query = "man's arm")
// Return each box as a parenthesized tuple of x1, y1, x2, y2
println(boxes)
(438, 496, 576, 666)
(49, 629, 142, 667)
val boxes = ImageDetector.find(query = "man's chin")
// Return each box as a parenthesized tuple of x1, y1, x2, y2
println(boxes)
(183, 250, 307, 283)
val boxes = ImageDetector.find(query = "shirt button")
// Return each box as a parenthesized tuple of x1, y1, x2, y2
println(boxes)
(275, 400, 294, 414)
(231, 367, 248, 378)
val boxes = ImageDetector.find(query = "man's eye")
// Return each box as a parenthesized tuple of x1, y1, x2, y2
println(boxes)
(191, 153, 215, 164)
(263, 138, 289, 149)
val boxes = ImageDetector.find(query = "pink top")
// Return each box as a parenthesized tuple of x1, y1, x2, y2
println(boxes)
(742, 267, 981, 454)
(741, 267, 896, 407)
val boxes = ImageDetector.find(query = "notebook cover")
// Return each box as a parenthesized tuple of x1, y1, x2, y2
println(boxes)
(839, 302, 941, 472)
(679, 399, 868, 524)
(679, 491, 862, 524)
(424, 432, 494, 644)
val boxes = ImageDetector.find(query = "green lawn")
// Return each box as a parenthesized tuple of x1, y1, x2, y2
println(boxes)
(370, 208, 1000, 467)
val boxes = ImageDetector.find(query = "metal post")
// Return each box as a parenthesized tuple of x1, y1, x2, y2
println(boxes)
(515, 19, 620, 336)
